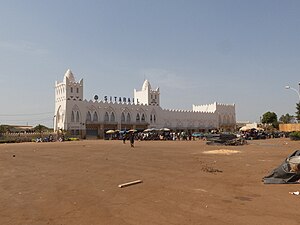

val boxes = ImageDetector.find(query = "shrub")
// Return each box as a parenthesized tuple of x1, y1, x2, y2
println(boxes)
(0, 140, 16, 144)
(289, 132, 300, 140)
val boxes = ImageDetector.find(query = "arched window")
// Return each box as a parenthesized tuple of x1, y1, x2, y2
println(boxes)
(150, 115, 153, 123)
(56, 107, 61, 123)
(121, 112, 125, 122)
(61, 113, 65, 123)
(93, 112, 98, 122)
(154, 115, 156, 123)
(57, 113, 60, 123)
(136, 113, 140, 122)
(141, 114, 145, 122)
(86, 111, 92, 122)
(71, 87, 73, 93)
(223, 116, 227, 124)
(126, 113, 131, 122)
(111, 112, 115, 122)
(76, 111, 80, 122)
(71, 111, 75, 122)
(104, 112, 109, 122)
(226, 115, 230, 124)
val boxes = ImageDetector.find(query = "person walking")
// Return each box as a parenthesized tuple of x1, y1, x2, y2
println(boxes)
(130, 133, 135, 148)
(122, 133, 126, 144)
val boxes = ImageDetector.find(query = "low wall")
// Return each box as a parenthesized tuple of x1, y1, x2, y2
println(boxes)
(0, 132, 58, 142)
(279, 124, 300, 132)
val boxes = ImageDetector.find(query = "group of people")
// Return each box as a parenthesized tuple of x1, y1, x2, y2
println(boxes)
(121, 130, 197, 147)
(125, 131, 194, 141)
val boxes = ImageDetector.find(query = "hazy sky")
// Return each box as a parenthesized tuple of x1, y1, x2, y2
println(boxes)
(1, 0, 300, 127)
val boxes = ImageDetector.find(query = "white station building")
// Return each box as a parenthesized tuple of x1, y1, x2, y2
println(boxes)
(54, 69, 236, 138)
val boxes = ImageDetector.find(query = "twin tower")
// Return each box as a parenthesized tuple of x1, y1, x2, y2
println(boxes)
(54, 69, 161, 134)
(55, 69, 159, 106)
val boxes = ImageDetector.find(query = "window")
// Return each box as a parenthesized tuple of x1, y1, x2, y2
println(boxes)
(154, 115, 156, 123)
(126, 113, 131, 122)
(71, 111, 75, 122)
(121, 112, 125, 122)
(104, 112, 109, 122)
(76, 111, 80, 122)
(111, 112, 115, 122)
(86, 111, 92, 122)
(141, 114, 145, 122)
(71, 87, 73, 93)
(93, 112, 98, 122)
(150, 115, 153, 123)
(136, 113, 140, 122)
(57, 112, 60, 123)
(76, 88, 79, 93)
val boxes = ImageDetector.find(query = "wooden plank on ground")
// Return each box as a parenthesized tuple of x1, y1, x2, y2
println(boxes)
(118, 180, 143, 188)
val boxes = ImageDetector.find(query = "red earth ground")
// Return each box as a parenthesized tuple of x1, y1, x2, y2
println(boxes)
(1, 138, 300, 225)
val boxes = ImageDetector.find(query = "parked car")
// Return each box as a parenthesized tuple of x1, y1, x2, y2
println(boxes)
(192, 132, 204, 138)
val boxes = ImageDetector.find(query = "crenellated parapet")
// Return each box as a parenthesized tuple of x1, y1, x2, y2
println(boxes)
(161, 108, 215, 114)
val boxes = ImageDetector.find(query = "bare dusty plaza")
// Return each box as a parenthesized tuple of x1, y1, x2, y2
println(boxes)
(1, 138, 300, 225)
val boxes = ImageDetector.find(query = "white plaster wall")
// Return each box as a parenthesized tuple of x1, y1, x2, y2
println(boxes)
(193, 102, 217, 112)
(134, 89, 149, 105)
(215, 103, 236, 125)
(63, 99, 222, 131)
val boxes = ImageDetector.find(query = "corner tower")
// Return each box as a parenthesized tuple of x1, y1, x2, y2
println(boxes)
(54, 69, 83, 131)
(134, 80, 160, 106)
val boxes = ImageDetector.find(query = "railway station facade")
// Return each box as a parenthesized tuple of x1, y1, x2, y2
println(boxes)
(54, 69, 236, 138)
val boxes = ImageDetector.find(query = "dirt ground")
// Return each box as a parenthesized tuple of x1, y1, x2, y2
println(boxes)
(1, 138, 300, 225)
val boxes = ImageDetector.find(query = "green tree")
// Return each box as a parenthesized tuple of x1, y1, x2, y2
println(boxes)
(0, 125, 11, 133)
(296, 102, 300, 122)
(261, 111, 278, 128)
(279, 113, 293, 124)
(33, 124, 50, 133)
(0, 125, 6, 133)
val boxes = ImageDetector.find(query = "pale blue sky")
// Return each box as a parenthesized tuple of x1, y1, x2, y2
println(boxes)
(1, 0, 300, 127)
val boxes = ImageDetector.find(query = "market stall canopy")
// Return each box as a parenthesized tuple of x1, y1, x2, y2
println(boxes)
(239, 126, 264, 132)
(128, 129, 137, 133)
(143, 128, 153, 132)
(143, 128, 159, 132)
(106, 130, 115, 134)
(160, 128, 171, 132)
(239, 126, 251, 131)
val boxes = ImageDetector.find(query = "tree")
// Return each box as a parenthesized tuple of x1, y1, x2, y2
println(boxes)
(261, 111, 277, 124)
(0, 125, 7, 133)
(279, 113, 293, 124)
(296, 102, 300, 122)
(261, 111, 278, 128)
(0, 125, 11, 133)
(33, 124, 51, 133)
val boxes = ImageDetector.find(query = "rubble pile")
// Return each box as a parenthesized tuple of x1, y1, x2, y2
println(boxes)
(206, 133, 247, 146)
